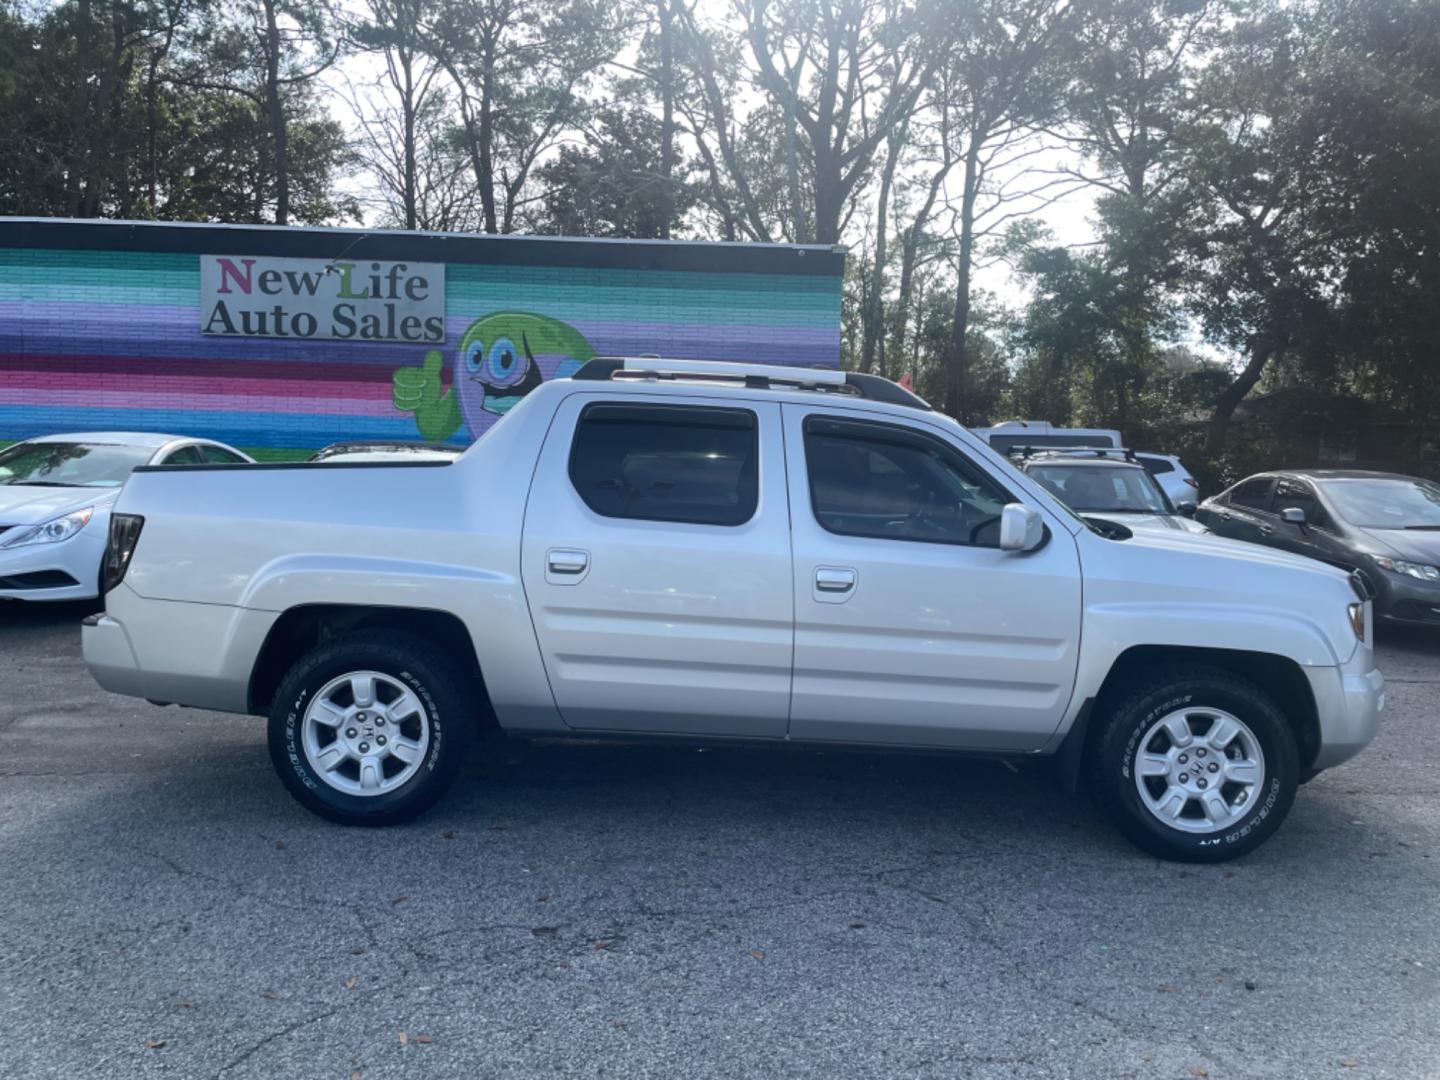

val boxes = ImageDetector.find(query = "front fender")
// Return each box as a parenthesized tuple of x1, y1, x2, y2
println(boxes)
(1041, 601, 1349, 759)
(1079, 601, 1346, 682)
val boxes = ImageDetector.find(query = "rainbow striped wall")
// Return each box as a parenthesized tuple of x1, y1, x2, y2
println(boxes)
(0, 219, 844, 458)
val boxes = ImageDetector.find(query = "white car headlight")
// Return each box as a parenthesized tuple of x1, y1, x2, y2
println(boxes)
(0, 507, 95, 549)
(1374, 555, 1440, 581)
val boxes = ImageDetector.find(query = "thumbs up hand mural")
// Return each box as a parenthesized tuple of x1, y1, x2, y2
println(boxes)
(392, 349, 462, 442)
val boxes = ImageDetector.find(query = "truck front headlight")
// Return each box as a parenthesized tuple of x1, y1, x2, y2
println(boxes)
(0, 507, 95, 549)
(1348, 602, 1366, 643)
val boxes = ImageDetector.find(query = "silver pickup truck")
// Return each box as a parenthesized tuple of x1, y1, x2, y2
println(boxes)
(83, 359, 1384, 861)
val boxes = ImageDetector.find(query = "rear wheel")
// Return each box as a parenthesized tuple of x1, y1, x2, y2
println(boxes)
(267, 631, 473, 825)
(1091, 667, 1299, 862)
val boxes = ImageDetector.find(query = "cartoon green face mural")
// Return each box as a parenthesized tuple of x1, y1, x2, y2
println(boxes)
(392, 312, 597, 441)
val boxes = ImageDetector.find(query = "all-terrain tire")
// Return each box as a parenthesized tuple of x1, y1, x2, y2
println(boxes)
(267, 630, 474, 826)
(1089, 666, 1300, 863)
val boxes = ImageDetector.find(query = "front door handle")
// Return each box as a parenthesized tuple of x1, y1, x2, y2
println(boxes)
(547, 548, 589, 575)
(815, 567, 857, 592)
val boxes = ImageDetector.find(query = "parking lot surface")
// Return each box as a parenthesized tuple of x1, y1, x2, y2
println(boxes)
(1, 603, 1437, 1080)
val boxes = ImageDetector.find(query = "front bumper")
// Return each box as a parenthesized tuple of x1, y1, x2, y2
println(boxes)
(1374, 573, 1440, 625)
(0, 529, 106, 601)
(1304, 658, 1385, 771)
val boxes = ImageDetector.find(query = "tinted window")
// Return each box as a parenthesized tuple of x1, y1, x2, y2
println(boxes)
(569, 403, 758, 526)
(805, 417, 1010, 546)
(162, 445, 204, 466)
(1139, 455, 1174, 476)
(1229, 477, 1274, 511)
(1274, 479, 1327, 527)
(201, 445, 247, 464)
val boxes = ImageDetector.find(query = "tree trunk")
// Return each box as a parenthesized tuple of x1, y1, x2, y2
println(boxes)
(1205, 343, 1276, 458)
(861, 129, 901, 375)
(783, 62, 805, 243)
(263, 0, 290, 225)
(944, 140, 981, 420)
(477, 43, 498, 233)
(401, 47, 418, 230)
(656, 0, 676, 239)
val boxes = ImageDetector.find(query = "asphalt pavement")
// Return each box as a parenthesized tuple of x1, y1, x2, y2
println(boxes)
(1, 601, 1437, 1080)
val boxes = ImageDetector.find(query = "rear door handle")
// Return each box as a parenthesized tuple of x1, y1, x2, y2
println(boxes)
(546, 548, 590, 582)
(812, 567, 852, 601)
(1259, 525, 1274, 536)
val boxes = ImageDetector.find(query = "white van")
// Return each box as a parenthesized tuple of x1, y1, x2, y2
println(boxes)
(971, 420, 1123, 454)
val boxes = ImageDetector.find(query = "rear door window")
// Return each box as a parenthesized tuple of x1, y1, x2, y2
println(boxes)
(568, 403, 758, 526)
(161, 445, 204, 466)
(201, 445, 248, 464)
(1229, 477, 1275, 511)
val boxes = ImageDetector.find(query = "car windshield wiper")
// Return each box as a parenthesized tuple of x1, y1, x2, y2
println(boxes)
(1402, 524, 1440, 530)
(4, 480, 81, 487)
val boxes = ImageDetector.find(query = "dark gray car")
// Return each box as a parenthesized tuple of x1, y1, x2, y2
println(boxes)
(1197, 470, 1440, 624)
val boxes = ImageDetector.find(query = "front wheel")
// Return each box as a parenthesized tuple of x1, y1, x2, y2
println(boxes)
(1090, 667, 1299, 862)
(267, 631, 474, 825)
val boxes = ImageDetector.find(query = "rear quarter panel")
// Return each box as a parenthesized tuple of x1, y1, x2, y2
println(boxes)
(114, 390, 565, 729)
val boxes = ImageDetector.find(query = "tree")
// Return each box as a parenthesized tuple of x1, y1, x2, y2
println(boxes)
(421, 0, 622, 233)
(532, 104, 697, 238)
(173, 0, 342, 224)
(732, 0, 943, 245)
(1179, 6, 1335, 458)
(938, 0, 1078, 421)
(1042, 0, 1217, 428)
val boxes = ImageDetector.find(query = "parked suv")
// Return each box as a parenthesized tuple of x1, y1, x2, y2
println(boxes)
(1199, 470, 1440, 624)
(1014, 449, 1207, 535)
(1137, 452, 1201, 508)
(83, 360, 1383, 861)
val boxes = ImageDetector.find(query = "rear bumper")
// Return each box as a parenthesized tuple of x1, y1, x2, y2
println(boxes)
(82, 585, 275, 714)
(1304, 660, 1385, 771)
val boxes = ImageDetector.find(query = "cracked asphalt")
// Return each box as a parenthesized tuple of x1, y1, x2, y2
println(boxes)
(1, 603, 1438, 1080)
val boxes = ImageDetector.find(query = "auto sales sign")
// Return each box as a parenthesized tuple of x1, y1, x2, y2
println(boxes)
(200, 255, 446, 343)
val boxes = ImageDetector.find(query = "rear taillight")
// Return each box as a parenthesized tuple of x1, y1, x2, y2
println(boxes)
(102, 514, 145, 593)
(1185, 477, 1199, 488)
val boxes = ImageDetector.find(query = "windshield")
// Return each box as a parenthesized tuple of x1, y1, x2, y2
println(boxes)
(0, 442, 154, 487)
(1319, 477, 1440, 529)
(1027, 463, 1170, 514)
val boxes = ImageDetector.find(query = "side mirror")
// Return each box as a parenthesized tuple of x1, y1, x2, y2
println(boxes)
(999, 503, 1045, 552)
(1176, 500, 1197, 518)
(1281, 506, 1307, 526)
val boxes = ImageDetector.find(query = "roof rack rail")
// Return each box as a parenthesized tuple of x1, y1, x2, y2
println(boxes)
(1009, 444, 1137, 462)
(571, 357, 932, 411)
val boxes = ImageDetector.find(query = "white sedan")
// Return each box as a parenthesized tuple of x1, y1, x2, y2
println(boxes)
(0, 432, 252, 602)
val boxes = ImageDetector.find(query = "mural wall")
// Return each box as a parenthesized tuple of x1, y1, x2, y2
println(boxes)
(0, 222, 844, 457)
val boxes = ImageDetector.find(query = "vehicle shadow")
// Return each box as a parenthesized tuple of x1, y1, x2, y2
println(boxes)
(1376, 620, 1440, 654)
(0, 597, 99, 631)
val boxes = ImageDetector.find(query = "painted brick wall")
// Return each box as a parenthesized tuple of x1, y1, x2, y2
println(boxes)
(0, 224, 843, 458)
